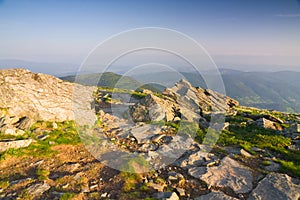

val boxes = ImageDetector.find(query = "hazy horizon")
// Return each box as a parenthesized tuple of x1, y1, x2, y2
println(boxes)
(0, 0, 300, 74)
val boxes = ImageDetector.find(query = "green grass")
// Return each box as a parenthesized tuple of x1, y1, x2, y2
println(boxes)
(36, 168, 50, 181)
(97, 86, 162, 100)
(120, 156, 150, 173)
(261, 160, 271, 166)
(0, 121, 81, 160)
(278, 160, 300, 177)
(59, 192, 76, 200)
(0, 180, 9, 189)
(0, 132, 31, 141)
(120, 172, 142, 192)
(17, 190, 34, 200)
(215, 121, 300, 177)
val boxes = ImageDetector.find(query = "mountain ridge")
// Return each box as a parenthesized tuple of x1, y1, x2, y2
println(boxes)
(60, 70, 300, 113)
(0, 68, 299, 199)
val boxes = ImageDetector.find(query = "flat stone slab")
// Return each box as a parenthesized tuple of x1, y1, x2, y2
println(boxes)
(26, 182, 50, 197)
(188, 167, 207, 178)
(130, 124, 161, 143)
(200, 156, 253, 194)
(195, 191, 238, 200)
(0, 139, 33, 152)
(249, 173, 300, 200)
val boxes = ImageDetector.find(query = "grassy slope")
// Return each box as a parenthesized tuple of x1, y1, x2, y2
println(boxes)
(60, 72, 161, 92)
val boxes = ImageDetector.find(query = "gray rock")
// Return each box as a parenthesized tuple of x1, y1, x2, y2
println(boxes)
(130, 124, 161, 143)
(167, 172, 183, 181)
(185, 151, 215, 167)
(154, 192, 179, 200)
(175, 188, 185, 196)
(129, 79, 238, 123)
(0, 139, 33, 152)
(101, 192, 108, 197)
(26, 182, 50, 197)
(187, 151, 215, 166)
(263, 161, 281, 172)
(200, 156, 253, 194)
(3, 128, 17, 135)
(37, 134, 49, 141)
(188, 167, 207, 178)
(249, 173, 300, 200)
(255, 118, 281, 131)
(195, 191, 238, 200)
(148, 181, 166, 192)
(175, 148, 217, 169)
(148, 104, 166, 121)
(166, 192, 179, 200)
(0, 116, 26, 135)
(0, 69, 96, 126)
(130, 94, 174, 122)
(14, 117, 35, 130)
(240, 149, 252, 157)
(286, 124, 300, 133)
(250, 147, 263, 152)
(157, 135, 194, 159)
(222, 146, 241, 155)
(288, 140, 300, 151)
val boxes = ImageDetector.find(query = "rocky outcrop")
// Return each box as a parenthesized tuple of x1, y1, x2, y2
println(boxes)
(164, 79, 238, 113)
(254, 117, 282, 131)
(0, 69, 96, 129)
(129, 94, 174, 122)
(129, 79, 238, 123)
(249, 173, 300, 200)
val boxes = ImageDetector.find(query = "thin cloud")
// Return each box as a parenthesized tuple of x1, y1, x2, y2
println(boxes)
(275, 14, 300, 18)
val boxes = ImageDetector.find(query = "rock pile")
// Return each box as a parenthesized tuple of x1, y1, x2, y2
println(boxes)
(129, 79, 238, 123)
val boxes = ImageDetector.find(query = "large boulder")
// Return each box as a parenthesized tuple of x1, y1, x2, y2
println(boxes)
(249, 173, 300, 200)
(199, 156, 253, 194)
(0, 69, 97, 127)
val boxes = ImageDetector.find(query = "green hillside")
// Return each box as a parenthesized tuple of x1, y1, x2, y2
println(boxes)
(60, 72, 161, 92)
(132, 70, 300, 113)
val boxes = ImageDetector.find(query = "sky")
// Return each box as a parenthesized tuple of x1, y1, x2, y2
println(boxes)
(0, 0, 300, 74)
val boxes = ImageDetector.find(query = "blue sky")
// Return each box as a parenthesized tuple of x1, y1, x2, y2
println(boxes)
(0, 0, 300, 73)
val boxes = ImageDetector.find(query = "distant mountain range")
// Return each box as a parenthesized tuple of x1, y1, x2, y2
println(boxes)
(60, 69, 300, 113)
(60, 72, 162, 92)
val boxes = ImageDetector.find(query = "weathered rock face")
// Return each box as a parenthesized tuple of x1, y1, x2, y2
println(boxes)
(249, 173, 300, 200)
(0, 69, 96, 128)
(129, 79, 238, 123)
(26, 182, 51, 198)
(129, 94, 174, 122)
(195, 191, 238, 200)
(200, 156, 253, 194)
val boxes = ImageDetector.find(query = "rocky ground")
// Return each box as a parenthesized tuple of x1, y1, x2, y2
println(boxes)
(0, 69, 300, 199)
